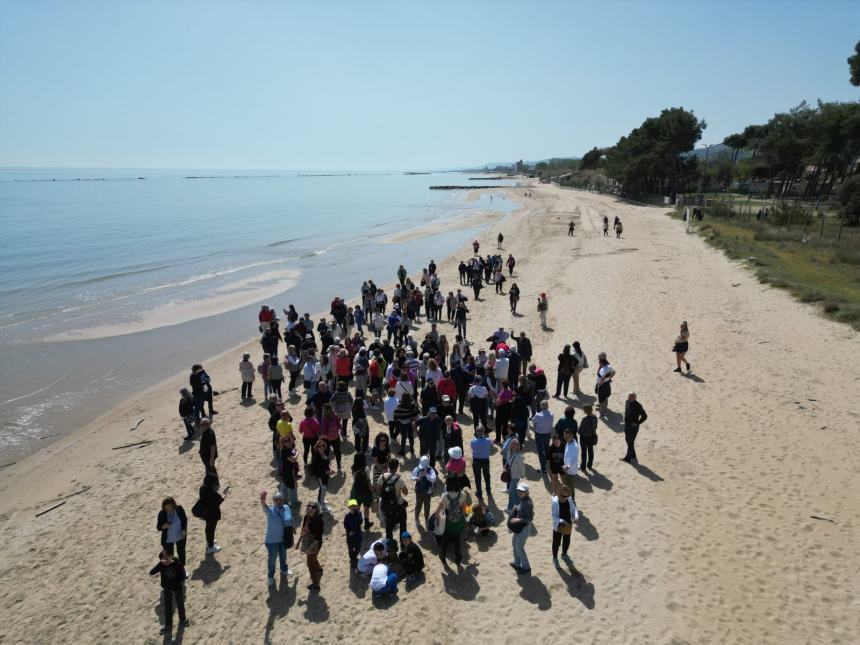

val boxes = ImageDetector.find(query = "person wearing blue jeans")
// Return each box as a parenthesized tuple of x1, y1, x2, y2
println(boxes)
(505, 438, 525, 511)
(470, 425, 493, 499)
(370, 563, 398, 596)
(509, 483, 533, 574)
(260, 490, 293, 586)
(531, 401, 555, 474)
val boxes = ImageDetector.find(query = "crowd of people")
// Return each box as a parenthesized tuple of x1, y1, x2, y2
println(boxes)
(151, 226, 687, 636)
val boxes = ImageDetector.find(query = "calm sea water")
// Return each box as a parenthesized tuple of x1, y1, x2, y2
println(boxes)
(0, 168, 518, 461)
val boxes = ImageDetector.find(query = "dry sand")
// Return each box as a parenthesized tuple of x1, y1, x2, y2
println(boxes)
(1, 184, 858, 645)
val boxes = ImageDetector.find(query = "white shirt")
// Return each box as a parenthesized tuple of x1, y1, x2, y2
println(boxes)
(563, 439, 580, 475)
(394, 380, 412, 400)
(383, 395, 400, 423)
(370, 563, 390, 591)
(425, 368, 444, 385)
(494, 357, 509, 380)
(468, 384, 488, 399)
(596, 364, 615, 387)
(357, 540, 387, 575)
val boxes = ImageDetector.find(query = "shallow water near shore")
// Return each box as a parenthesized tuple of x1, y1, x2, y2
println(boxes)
(0, 168, 519, 461)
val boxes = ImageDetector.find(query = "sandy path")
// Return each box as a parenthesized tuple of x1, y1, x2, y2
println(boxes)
(0, 185, 857, 644)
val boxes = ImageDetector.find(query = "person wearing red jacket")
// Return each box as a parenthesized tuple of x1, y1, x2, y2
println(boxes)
(436, 372, 457, 404)
(335, 348, 352, 389)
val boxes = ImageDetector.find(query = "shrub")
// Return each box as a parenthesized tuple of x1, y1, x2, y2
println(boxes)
(822, 301, 840, 313)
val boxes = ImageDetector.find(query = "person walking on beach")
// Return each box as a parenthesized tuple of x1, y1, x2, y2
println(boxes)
(602, 216, 609, 237)
(578, 405, 598, 471)
(571, 341, 588, 394)
(568, 220, 575, 236)
(178, 389, 196, 440)
(260, 490, 294, 586)
(198, 418, 217, 475)
(239, 353, 255, 400)
(531, 400, 554, 474)
(673, 321, 691, 373)
(470, 424, 493, 500)
(497, 232, 504, 249)
(550, 485, 578, 567)
(504, 438, 525, 512)
(595, 354, 616, 419)
(285, 345, 302, 395)
(615, 218, 623, 238)
(455, 301, 469, 339)
(157, 497, 188, 571)
(555, 344, 575, 398)
(537, 293, 549, 329)
(310, 438, 334, 512)
(508, 482, 533, 575)
(298, 501, 325, 591)
(258, 354, 272, 399)
(434, 476, 470, 566)
(343, 499, 364, 572)
(506, 253, 515, 276)
(473, 240, 480, 255)
(471, 273, 483, 301)
(149, 550, 189, 636)
(509, 282, 520, 313)
(198, 473, 223, 554)
(411, 455, 437, 526)
(622, 392, 647, 463)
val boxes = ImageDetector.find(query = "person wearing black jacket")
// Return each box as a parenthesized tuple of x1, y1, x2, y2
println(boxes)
(398, 531, 424, 579)
(190, 364, 216, 419)
(622, 392, 648, 463)
(450, 363, 470, 416)
(149, 551, 189, 635)
(178, 389, 196, 439)
(261, 329, 279, 360)
(199, 474, 223, 553)
(157, 497, 188, 567)
(198, 418, 217, 475)
(515, 332, 532, 377)
(555, 345, 576, 398)
(470, 274, 483, 301)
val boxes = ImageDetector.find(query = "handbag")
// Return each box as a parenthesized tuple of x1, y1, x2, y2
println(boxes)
(191, 498, 207, 520)
(506, 509, 526, 534)
(500, 465, 511, 484)
(557, 521, 572, 536)
(278, 509, 294, 548)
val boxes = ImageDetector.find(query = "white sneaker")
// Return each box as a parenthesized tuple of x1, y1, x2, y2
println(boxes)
(206, 544, 222, 554)
(281, 568, 294, 577)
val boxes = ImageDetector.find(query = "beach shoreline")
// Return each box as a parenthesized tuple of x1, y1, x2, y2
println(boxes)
(2, 184, 858, 645)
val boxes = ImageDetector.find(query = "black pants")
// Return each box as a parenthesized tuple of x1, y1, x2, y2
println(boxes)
(288, 370, 301, 392)
(241, 382, 253, 398)
(384, 506, 407, 541)
(398, 423, 415, 455)
(580, 440, 594, 468)
(348, 541, 361, 569)
(495, 406, 510, 442)
(270, 379, 283, 398)
(624, 425, 639, 461)
(340, 418, 349, 439)
(439, 531, 462, 563)
(200, 454, 217, 476)
(555, 373, 571, 397)
(164, 539, 187, 567)
(162, 586, 186, 626)
(302, 437, 315, 464)
(330, 438, 342, 469)
(205, 517, 218, 548)
(354, 432, 368, 454)
(551, 530, 571, 558)
(470, 400, 488, 429)
(414, 492, 432, 523)
(456, 391, 467, 415)
(472, 458, 491, 498)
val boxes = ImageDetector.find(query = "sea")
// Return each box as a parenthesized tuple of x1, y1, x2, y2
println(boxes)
(0, 168, 519, 462)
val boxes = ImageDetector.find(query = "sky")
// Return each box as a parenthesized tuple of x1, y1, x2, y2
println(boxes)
(1, 0, 858, 170)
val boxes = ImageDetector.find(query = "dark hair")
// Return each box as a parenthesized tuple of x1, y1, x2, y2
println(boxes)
(445, 476, 461, 493)
(161, 497, 177, 510)
(388, 457, 399, 471)
(564, 406, 575, 418)
(304, 406, 314, 418)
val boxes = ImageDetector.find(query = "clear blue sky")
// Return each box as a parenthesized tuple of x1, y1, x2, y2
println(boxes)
(1, 0, 858, 170)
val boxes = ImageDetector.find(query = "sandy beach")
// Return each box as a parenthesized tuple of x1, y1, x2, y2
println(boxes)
(1, 184, 858, 645)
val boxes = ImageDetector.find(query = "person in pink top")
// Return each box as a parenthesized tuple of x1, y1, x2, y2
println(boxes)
(494, 380, 514, 443)
(445, 446, 470, 491)
(299, 406, 321, 467)
(319, 403, 343, 472)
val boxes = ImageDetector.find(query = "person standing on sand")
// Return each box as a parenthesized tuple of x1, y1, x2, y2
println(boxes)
(239, 353, 255, 400)
(505, 438, 526, 512)
(455, 301, 469, 339)
(595, 353, 616, 419)
(673, 321, 691, 373)
(537, 293, 549, 329)
(258, 354, 272, 399)
(178, 389, 196, 440)
(377, 457, 409, 541)
(298, 501, 325, 591)
(506, 253, 515, 276)
(561, 427, 579, 500)
(198, 473, 223, 554)
(550, 485, 578, 567)
(515, 331, 532, 376)
(149, 551, 189, 636)
(198, 418, 217, 475)
(622, 392, 648, 463)
(603, 216, 609, 237)
(531, 400, 554, 474)
(571, 341, 588, 394)
(555, 344, 575, 398)
(568, 220, 575, 236)
(471, 272, 483, 301)
(473, 240, 480, 255)
(434, 475, 470, 566)
(615, 218, 623, 238)
(343, 499, 364, 572)
(299, 406, 321, 466)
(508, 482, 533, 575)
(509, 282, 520, 313)
(267, 358, 284, 399)
(190, 364, 216, 420)
(310, 438, 334, 512)
(497, 232, 504, 249)
(260, 490, 294, 586)
(578, 405, 598, 471)
(157, 497, 188, 571)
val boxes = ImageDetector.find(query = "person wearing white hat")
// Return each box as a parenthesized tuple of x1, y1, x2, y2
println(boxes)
(508, 482, 533, 574)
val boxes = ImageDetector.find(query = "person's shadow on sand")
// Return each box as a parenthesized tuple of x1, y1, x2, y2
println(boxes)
(574, 511, 599, 541)
(152, 595, 188, 644)
(601, 410, 624, 433)
(557, 562, 595, 610)
(517, 575, 552, 610)
(587, 469, 613, 491)
(299, 591, 330, 622)
(263, 578, 296, 644)
(632, 462, 664, 482)
(682, 372, 706, 384)
(190, 555, 230, 585)
(178, 439, 195, 455)
(441, 562, 480, 600)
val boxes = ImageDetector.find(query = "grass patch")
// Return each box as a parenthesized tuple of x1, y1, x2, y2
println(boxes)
(669, 211, 860, 332)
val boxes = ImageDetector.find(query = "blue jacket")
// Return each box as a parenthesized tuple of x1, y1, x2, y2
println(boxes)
(263, 504, 293, 544)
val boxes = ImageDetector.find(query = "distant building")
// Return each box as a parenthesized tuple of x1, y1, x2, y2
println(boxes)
(515, 159, 525, 173)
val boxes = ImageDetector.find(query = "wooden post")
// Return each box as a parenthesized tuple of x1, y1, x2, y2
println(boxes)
(838, 212, 844, 241)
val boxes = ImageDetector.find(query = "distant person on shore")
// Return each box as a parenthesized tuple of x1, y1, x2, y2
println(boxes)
(509, 282, 520, 313)
(595, 353, 616, 419)
(149, 550, 189, 636)
(298, 500, 325, 591)
(190, 364, 216, 419)
(261, 328, 279, 361)
(260, 490, 294, 586)
(506, 253, 515, 276)
(568, 220, 575, 236)
(508, 482, 533, 575)
(537, 293, 549, 329)
(550, 485, 578, 567)
(497, 232, 504, 249)
(198, 473, 223, 554)
(198, 418, 217, 475)
(178, 389, 196, 440)
(473, 240, 480, 255)
(673, 321, 691, 373)
(239, 353, 255, 400)
(602, 216, 609, 237)
(258, 354, 272, 399)
(615, 218, 623, 238)
(622, 392, 648, 463)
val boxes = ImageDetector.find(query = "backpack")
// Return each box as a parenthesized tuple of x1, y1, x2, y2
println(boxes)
(415, 469, 434, 495)
(444, 492, 466, 534)
(380, 474, 401, 517)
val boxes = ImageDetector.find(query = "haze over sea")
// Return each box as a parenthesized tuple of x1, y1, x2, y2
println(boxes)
(0, 168, 517, 461)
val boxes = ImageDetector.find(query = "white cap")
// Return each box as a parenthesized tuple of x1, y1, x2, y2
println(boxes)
(448, 446, 463, 459)
(516, 482, 529, 493)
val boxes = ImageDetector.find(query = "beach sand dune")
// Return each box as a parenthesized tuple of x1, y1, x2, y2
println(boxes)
(1, 185, 858, 644)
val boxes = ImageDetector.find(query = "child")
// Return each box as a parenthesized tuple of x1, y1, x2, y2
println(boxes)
(397, 531, 424, 580)
(349, 462, 375, 531)
(469, 500, 495, 537)
(149, 551, 189, 636)
(343, 499, 364, 572)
